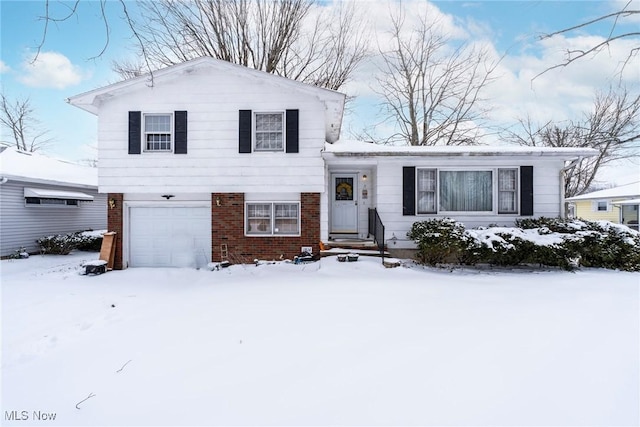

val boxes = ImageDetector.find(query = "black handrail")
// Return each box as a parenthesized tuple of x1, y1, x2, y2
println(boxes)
(368, 208, 385, 262)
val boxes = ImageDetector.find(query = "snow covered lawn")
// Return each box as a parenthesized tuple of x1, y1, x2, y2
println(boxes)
(2, 252, 638, 426)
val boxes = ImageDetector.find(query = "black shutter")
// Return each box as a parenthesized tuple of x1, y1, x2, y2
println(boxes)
(285, 109, 299, 153)
(403, 166, 416, 216)
(239, 110, 252, 153)
(174, 111, 188, 154)
(128, 111, 141, 154)
(520, 166, 534, 216)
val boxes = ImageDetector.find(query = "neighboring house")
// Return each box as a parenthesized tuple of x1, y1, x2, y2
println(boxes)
(67, 57, 596, 269)
(0, 147, 107, 257)
(566, 181, 640, 230)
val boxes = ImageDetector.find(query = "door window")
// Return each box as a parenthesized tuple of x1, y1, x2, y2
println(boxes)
(335, 178, 354, 201)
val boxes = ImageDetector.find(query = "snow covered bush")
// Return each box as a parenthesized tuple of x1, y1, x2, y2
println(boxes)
(76, 230, 104, 252)
(407, 218, 479, 266)
(562, 221, 640, 271)
(37, 230, 104, 255)
(408, 218, 640, 271)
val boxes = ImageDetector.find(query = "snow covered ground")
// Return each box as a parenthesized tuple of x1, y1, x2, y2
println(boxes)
(2, 252, 639, 426)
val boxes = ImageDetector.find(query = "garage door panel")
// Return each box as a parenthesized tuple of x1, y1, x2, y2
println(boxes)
(129, 206, 211, 268)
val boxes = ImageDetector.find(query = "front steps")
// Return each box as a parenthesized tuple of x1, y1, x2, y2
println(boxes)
(319, 239, 389, 257)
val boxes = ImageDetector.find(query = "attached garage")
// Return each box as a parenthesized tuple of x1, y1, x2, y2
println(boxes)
(128, 206, 211, 268)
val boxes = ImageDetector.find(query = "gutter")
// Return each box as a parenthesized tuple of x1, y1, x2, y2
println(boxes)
(559, 157, 582, 218)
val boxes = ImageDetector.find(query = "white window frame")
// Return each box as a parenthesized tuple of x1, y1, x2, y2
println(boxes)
(416, 167, 520, 215)
(245, 202, 300, 236)
(254, 112, 285, 152)
(497, 168, 519, 214)
(143, 113, 173, 152)
(594, 200, 610, 212)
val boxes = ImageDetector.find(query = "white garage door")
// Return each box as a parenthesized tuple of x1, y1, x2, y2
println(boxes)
(129, 206, 211, 268)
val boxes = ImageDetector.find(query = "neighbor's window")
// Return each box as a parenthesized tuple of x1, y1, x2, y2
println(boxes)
(144, 114, 172, 151)
(246, 202, 300, 236)
(417, 168, 437, 214)
(255, 112, 284, 151)
(596, 201, 608, 212)
(439, 170, 493, 212)
(498, 168, 518, 214)
(25, 198, 78, 206)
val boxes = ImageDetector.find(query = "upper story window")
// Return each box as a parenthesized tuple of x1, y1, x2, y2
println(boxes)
(144, 114, 172, 152)
(255, 112, 284, 151)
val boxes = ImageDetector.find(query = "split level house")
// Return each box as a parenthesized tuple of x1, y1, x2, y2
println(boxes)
(68, 57, 596, 269)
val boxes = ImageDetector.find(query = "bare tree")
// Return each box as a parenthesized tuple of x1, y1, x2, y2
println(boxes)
(111, 0, 368, 90)
(35, 0, 368, 91)
(536, 0, 640, 79)
(504, 87, 640, 197)
(373, 9, 498, 146)
(0, 93, 52, 152)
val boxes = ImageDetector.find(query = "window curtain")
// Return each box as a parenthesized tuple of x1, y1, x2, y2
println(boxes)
(440, 171, 492, 211)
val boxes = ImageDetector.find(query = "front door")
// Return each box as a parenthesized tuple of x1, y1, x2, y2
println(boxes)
(331, 174, 358, 234)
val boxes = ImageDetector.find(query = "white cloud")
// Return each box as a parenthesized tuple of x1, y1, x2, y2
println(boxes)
(18, 52, 86, 89)
(0, 60, 9, 73)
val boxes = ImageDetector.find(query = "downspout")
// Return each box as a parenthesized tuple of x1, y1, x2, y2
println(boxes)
(560, 158, 582, 218)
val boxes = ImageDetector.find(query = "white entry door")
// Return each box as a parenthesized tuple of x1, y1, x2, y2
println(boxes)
(331, 174, 358, 234)
(129, 206, 211, 268)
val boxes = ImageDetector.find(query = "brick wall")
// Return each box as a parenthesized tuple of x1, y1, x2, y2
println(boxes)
(107, 193, 124, 270)
(211, 192, 320, 262)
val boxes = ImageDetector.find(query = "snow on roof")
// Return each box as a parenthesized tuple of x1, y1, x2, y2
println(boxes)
(0, 147, 97, 188)
(566, 181, 640, 201)
(323, 139, 598, 159)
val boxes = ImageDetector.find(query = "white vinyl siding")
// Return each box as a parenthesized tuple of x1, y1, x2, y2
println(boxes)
(0, 181, 106, 257)
(94, 67, 330, 193)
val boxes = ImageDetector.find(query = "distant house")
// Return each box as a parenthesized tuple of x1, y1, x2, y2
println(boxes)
(0, 147, 107, 256)
(67, 57, 596, 268)
(566, 181, 640, 230)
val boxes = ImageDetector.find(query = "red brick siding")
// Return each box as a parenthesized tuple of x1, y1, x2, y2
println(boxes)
(107, 193, 124, 270)
(211, 192, 320, 262)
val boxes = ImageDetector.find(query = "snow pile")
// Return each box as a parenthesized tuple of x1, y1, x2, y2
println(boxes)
(2, 252, 638, 426)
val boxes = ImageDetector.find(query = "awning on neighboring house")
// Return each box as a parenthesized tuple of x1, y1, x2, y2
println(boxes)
(24, 187, 94, 201)
(613, 199, 640, 206)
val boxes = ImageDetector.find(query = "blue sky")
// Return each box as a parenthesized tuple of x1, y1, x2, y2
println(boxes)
(1, 0, 638, 183)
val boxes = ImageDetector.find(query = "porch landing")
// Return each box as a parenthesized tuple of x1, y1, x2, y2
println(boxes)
(320, 239, 389, 257)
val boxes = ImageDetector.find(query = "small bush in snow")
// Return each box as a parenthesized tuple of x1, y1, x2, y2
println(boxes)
(37, 230, 104, 255)
(76, 231, 104, 252)
(407, 218, 479, 266)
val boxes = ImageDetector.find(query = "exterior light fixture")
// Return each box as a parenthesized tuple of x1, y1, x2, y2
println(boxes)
(162, 195, 175, 200)
(108, 198, 116, 209)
